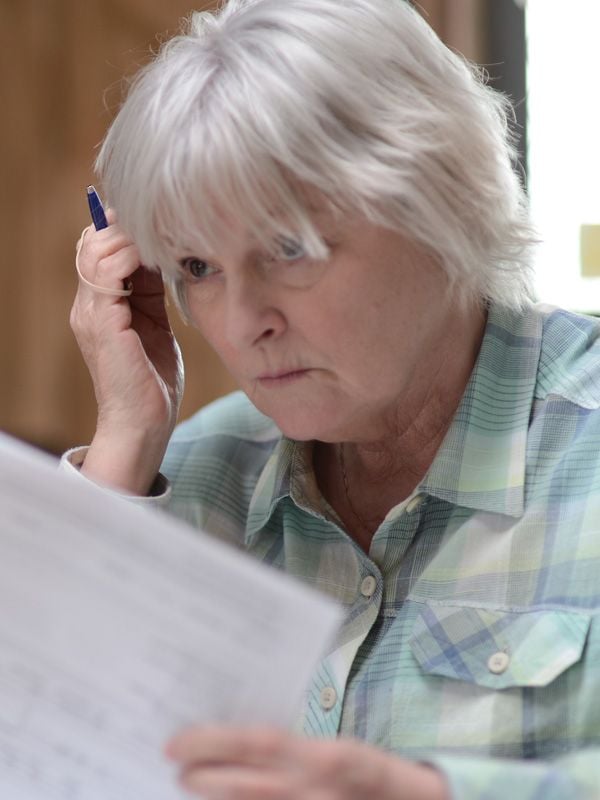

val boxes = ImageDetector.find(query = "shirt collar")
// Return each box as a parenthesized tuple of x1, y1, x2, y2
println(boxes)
(246, 303, 543, 541)
(246, 437, 326, 542)
(421, 303, 542, 517)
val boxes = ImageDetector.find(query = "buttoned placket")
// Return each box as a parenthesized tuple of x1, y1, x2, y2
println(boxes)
(304, 495, 430, 738)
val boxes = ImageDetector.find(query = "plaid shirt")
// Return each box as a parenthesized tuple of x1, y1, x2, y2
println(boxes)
(162, 303, 600, 799)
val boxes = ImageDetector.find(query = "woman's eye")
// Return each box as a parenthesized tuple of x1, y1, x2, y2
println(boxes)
(179, 257, 214, 279)
(275, 237, 306, 262)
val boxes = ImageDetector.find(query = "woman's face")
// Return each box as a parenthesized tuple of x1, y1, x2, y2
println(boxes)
(178, 209, 461, 444)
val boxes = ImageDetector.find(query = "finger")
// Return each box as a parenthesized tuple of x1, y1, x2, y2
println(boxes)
(94, 244, 140, 285)
(76, 226, 136, 285)
(166, 727, 290, 769)
(180, 765, 288, 800)
(85, 223, 133, 254)
(75, 243, 139, 301)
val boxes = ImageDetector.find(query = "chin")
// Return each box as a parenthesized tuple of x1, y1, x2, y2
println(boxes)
(263, 406, 346, 443)
(266, 414, 322, 442)
(245, 396, 321, 440)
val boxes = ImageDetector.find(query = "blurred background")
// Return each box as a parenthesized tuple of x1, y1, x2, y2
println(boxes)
(2, 0, 597, 455)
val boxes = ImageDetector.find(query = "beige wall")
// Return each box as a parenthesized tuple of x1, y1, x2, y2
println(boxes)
(0, 1, 484, 454)
(418, 0, 486, 63)
(1, 1, 235, 454)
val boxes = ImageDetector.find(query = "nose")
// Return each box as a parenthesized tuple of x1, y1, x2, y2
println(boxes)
(224, 272, 287, 349)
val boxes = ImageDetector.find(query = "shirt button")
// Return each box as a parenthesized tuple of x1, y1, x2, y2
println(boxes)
(360, 575, 377, 598)
(487, 651, 510, 674)
(319, 686, 337, 710)
(406, 494, 425, 514)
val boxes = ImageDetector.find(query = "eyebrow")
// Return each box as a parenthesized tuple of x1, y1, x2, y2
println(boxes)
(174, 203, 340, 263)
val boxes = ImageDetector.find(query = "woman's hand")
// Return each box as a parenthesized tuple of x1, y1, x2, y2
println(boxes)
(165, 726, 450, 800)
(70, 213, 184, 495)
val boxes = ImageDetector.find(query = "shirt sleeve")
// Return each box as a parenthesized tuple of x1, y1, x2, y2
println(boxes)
(59, 446, 172, 507)
(428, 749, 600, 800)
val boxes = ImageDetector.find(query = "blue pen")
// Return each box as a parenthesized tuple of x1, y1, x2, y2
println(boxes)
(87, 185, 109, 230)
(83, 185, 133, 295)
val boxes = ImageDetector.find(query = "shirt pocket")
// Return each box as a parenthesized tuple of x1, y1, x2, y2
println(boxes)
(409, 604, 591, 690)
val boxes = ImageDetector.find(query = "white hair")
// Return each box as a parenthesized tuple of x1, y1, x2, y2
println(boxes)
(96, 0, 535, 313)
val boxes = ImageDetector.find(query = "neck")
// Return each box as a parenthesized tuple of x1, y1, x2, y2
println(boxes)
(315, 303, 487, 550)
(346, 302, 486, 478)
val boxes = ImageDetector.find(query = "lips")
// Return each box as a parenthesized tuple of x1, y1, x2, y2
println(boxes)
(258, 369, 306, 379)
(256, 369, 310, 385)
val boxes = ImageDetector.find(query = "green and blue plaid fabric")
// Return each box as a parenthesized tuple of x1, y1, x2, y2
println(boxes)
(162, 303, 600, 799)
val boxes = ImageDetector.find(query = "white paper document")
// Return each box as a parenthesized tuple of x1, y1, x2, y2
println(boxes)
(0, 433, 341, 799)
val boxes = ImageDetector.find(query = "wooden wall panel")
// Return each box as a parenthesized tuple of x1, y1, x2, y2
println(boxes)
(417, 0, 487, 63)
(0, 0, 234, 455)
(1, 0, 484, 455)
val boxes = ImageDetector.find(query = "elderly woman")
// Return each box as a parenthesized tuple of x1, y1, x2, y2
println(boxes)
(67, 0, 600, 797)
